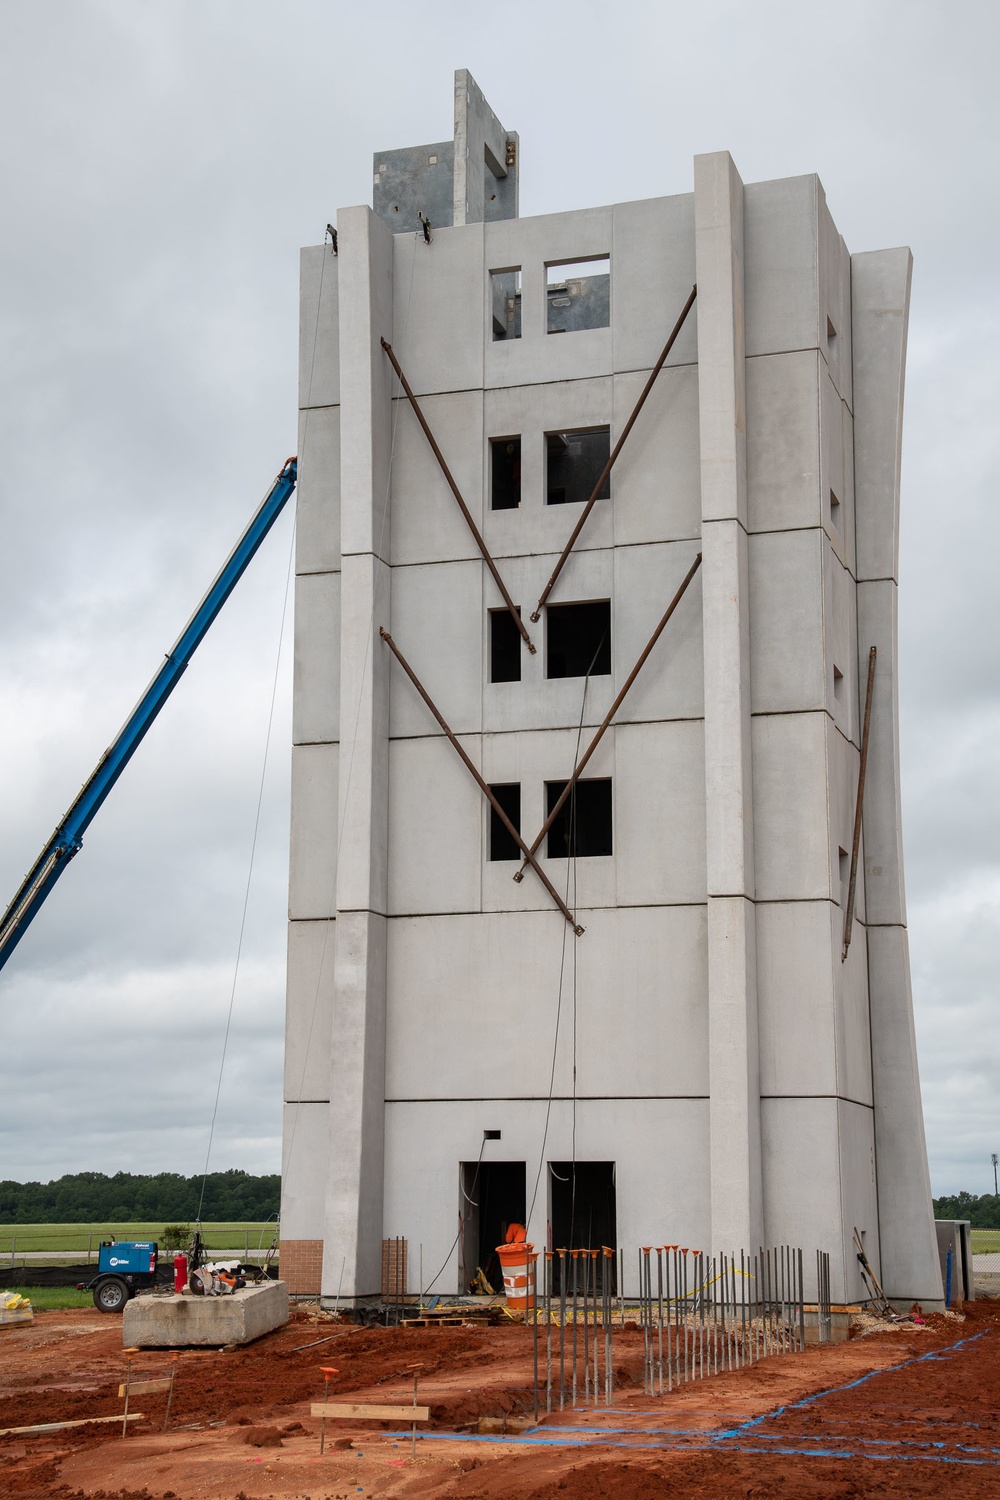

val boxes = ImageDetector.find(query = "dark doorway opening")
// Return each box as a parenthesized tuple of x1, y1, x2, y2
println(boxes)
(490, 607, 522, 683)
(549, 1161, 617, 1293)
(491, 436, 521, 509)
(546, 427, 611, 505)
(546, 600, 611, 679)
(461, 1160, 526, 1295)
(545, 778, 613, 858)
(488, 783, 521, 861)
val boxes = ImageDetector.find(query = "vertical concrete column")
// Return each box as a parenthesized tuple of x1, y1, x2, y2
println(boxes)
(695, 151, 763, 1255)
(453, 68, 514, 227)
(853, 248, 941, 1304)
(323, 205, 394, 1301)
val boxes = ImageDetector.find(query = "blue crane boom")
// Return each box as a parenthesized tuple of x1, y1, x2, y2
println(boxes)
(0, 457, 297, 975)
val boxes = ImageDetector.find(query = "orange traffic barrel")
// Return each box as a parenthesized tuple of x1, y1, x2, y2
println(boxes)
(496, 1239, 536, 1311)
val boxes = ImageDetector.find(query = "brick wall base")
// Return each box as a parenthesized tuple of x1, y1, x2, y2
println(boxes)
(280, 1238, 324, 1295)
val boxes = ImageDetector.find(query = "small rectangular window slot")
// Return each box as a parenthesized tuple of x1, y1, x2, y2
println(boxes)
(826, 315, 838, 360)
(838, 845, 850, 904)
(546, 600, 611, 679)
(829, 488, 841, 532)
(483, 1129, 502, 1140)
(545, 778, 613, 858)
(833, 665, 844, 704)
(490, 268, 521, 342)
(490, 607, 522, 683)
(490, 436, 521, 510)
(546, 427, 611, 506)
(489, 783, 521, 861)
(546, 256, 610, 333)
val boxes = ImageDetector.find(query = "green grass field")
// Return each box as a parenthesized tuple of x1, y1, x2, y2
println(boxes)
(4, 1286, 93, 1310)
(971, 1229, 1000, 1254)
(0, 1222, 279, 1258)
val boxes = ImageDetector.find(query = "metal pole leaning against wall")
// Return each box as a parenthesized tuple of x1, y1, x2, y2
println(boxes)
(514, 552, 703, 883)
(843, 645, 877, 961)
(380, 339, 535, 656)
(532, 284, 698, 620)
(380, 629, 584, 933)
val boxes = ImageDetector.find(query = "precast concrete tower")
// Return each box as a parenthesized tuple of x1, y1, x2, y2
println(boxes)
(280, 71, 943, 1311)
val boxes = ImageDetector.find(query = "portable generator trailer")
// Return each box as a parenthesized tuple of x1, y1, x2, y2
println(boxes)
(77, 1239, 163, 1312)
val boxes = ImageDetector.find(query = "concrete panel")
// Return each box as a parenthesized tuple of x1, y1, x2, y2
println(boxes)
(760, 1097, 857, 1301)
(284, 919, 336, 1102)
(856, 578, 906, 927)
(388, 560, 483, 737)
(325, 910, 387, 1299)
(695, 151, 747, 528)
(281, 1101, 330, 1241)
(482, 376, 614, 558)
(300, 244, 340, 409)
(335, 554, 390, 915)
(746, 351, 821, 534)
(381, 1096, 711, 1296)
(296, 404, 341, 575)
(749, 528, 825, 714)
(387, 735, 483, 915)
(819, 194, 853, 410)
(828, 717, 865, 926)
(288, 742, 338, 921)
(485, 207, 614, 387)
(389, 390, 485, 567)
(123, 1282, 288, 1349)
(615, 720, 706, 905)
(820, 368, 856, 573)
(752, 712, 830, 901)
(388, 221, 485, 397)
(703, 521, 754, 896)
(338, 205, 394, 562)
(292, 571, 340, 747)
(613, 542, 704, 724)
(708, 895, 762, 1252)
(828, 546, 859, 746)
(757, 900, 837, 1097)
(611, 194, 697, 374)
(867, 924, 943, 1306)
(744, 175, 820, 359)
(612, 366, 701, 547)
(852, 247, 912, 584)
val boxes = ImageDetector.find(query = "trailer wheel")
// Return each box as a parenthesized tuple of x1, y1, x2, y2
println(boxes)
(94, 1277, 130, 1313)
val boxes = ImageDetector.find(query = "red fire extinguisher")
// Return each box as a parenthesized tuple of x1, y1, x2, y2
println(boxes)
(174, 1253, 188, 1294)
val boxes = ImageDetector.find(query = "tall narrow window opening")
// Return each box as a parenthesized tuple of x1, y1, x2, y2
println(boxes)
(490, 607, 522, 683)
(489, 783, 521, 861)
(490, 268, 521, 341)
(546, 427, 611, 506)
(545, 778, 612, 858)
(491, 437, 521, 510)
(549, 1162, 616, 1293)
(546, 600, 611, 679)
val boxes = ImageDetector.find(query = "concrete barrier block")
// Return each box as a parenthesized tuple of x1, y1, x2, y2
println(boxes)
(122, 1281, 289, 1348)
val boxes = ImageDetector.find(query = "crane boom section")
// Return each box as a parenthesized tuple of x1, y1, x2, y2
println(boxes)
(0, 457, 297, 974)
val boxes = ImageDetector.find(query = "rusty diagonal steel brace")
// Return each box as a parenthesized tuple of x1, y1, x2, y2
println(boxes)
(514, 551, 702, 882)
(842, 645, 876, 962)
(531, 284, 698, 623)
(380, 628, 584, 934)
(380, 339, 535, 655)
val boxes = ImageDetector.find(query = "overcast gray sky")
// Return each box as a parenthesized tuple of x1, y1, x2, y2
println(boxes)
(0, 0, 996, 1197)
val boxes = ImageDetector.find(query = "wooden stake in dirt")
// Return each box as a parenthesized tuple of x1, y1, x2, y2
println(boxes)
(318, 1366, 339, 1455)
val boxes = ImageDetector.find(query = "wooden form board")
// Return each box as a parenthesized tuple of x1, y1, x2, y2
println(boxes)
(311, 1402, 430, 1422)
(118, 1379, 172, 1397)
(0, 1413, 144, 1437)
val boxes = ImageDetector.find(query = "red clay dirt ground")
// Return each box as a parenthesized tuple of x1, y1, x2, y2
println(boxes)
(1, 1298, 998, 1498)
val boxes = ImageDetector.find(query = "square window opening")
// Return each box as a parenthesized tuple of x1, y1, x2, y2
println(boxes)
(545, 777, 612, 859)
(490, 267, 521, 342)
(546, 427, 611, 506)
(490, 607, 522, 683)
(829, 488, 841, 532)
(489, 783, 521, 862)
(491, 436, 521, 510)
(546, 600, 611, 679)
(546, 256, 610, 333)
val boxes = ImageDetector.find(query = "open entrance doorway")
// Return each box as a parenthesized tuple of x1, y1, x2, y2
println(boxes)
(549, 1161, 617, 1293)
(461, 1160, 526, 1295)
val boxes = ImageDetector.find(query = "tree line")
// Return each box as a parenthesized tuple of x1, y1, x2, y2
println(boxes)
(0, 1170, 279, 1224)
(932, 1191, 1000, 1228)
